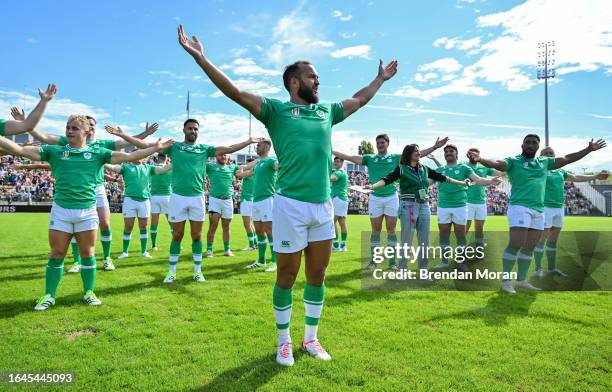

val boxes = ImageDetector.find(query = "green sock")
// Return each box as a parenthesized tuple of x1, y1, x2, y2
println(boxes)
(45, 258, 64, 297)
(224, 241, 230, 252)
(248, 232, 256, 247)
(257, 235, 267, 263)
(304, 283, 325, 341)
(71, 241, 81, 264)
(534, 241, 545, 270)
(333, 233, 339, 249)
(546, 242, 557, 271)
(440, 232, 451, 262)
(370, 232, 381, 260)
(169, 240, 181, 273)
(150, 224, 158, 248)
(517, 250, 533, 281)
(475, 231, 484, 246)
(341, 232, 347, 248)
(268, 235, 276, 263)
(80, 256, 96, 293)
(122, 231, 131, 253)
(207, 242, 213, 252)
(273, 285, 293, 340)
(140, 229, 148, 253)
(502, 247, 519, 281)
(192, 240, 203, 257)
(101, 229, 112, 259)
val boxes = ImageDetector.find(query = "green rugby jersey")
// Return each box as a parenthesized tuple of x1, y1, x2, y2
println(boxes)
(39, 144, 112, 209)
(362, 154, 401, 197)
(504, 155, 556, 212)
(544, 168, 570, 208)
(240, 175, 254, 202)
(58, 136, 117, 187)
(120, 163, 156, 201)
(206, 162, 238, 199)
(0, 119, 6, 136)
(330, 168, 348, 201)
(254, 98, 344, 203)
(466, 162, 495, 204)
(163, 142, 216, 197)
(252, 156, 278, 202)
(435, 163, 474, 208)
(151, 165, 172, 196)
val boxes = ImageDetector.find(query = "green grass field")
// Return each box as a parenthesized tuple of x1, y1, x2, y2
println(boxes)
(0, 214, 610, 391)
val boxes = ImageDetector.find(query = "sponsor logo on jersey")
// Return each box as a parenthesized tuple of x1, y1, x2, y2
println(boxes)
(292, 107, 300, 118)
(281, 240, 290, 247)
(84, 152, 92, 160)
(61, 151, 70, 160)
(316, 110, 325, 119)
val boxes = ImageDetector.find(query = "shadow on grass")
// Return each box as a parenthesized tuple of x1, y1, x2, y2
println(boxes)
(423, 292, 595, 327)
(0, 272, 197, 320)
(190, 352, 302, 391)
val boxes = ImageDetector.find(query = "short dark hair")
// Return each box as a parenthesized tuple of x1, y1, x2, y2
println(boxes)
(444, 144, 458, 153)
(376, 134, 390, 143)
(524, 134, 540, 142)
(184, 118, 199, 127)
(334, 156, 344, 162)
(400, 144, 419, 165)
(282, 61, 312, 91)
(468, 147, 480, 153)
(86, 115, 96, 123)
(246, 158, 255, 163)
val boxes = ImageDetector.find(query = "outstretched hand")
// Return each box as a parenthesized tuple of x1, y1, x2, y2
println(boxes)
(156, 138, 174, 151)
(587, 139, 606, 152)
(433, 137, 449, 149)
(378, 60, 398, 81)
(178, 24, 204, 57)
(467, 150, 481, 162)
(10, 107, 25, 121)
(38, 84, 57, 101)
(145, 122, 159, 134)
(105, 125, 124, 136)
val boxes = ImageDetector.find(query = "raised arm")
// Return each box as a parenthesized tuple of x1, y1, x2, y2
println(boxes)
(341, 60, 398, 119)
(11, 163, 51, 170)
(10, 107, 61, 145)
(0, 136, 41, 161)
(467, 150, 506, 172)
(421, 137, 449, 157)
(178, 25, 262, 115)
(568, 170, 609, 182)
(332, 150, 363, 165)
(216, 137, 263, 155)
(553, 139, 607, 169)
(425, 154, 442, 167)
(105, 125, 157, 149)
(3, 84, 57, 136)
(469, 173, 501, 186)
(110, 139, 173, 164)
(154, 164, 172, 174)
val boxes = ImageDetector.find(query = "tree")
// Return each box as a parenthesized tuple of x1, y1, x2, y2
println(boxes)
(358, 140, 374, 155)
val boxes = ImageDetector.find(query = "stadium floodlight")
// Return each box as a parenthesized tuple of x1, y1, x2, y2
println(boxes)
(537, 41, 556, 147)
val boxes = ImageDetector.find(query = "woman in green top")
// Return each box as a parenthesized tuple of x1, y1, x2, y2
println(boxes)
(366, 144, 468, 274)
(0, 115, 172, 311)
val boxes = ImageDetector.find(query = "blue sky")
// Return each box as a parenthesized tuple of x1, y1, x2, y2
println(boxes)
(1, 0, 611, 170)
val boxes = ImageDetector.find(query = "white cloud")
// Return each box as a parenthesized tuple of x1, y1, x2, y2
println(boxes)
(266, 3, 336, 65)
(209, 79, 280, 98)
(415, 72, 439, 82)
(418, 57, 463, 73)
(0, 89, 110, 135)
(433, 36, 481, 51)
(26, 38, 39, 44)
(331, 10, 353, 21)
(391, 77, 488, 101)
(340, 32, 357, 39)
(330, 45, 371, 59)
(366, 104, 479, 117)
(588, 114, 612, 120)
(220, 58, 281, 77)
